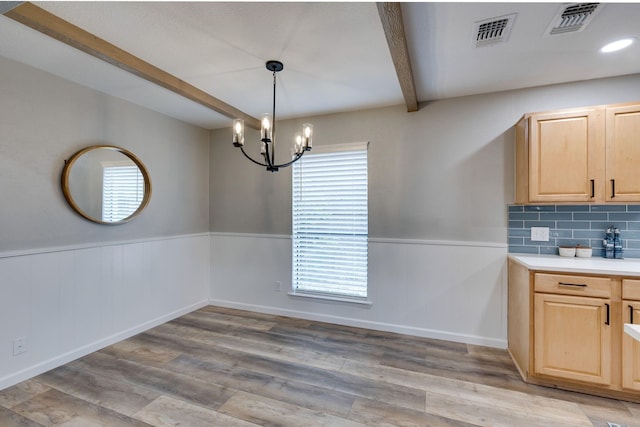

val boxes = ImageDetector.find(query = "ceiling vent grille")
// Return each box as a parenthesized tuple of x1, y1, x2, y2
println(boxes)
(472, 14, 517, 48)
(546, 3, 602, 36)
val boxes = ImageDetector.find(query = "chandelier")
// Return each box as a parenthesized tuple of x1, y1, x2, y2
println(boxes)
(232, 60, 313, 172)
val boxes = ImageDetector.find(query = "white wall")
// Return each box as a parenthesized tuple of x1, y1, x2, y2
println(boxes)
(209, 74, 640, 348)
(0, 234, 210, 390)
(0, 56, 212, 390)
(211, 234, 507, 347)
(0, 55, 210, 252)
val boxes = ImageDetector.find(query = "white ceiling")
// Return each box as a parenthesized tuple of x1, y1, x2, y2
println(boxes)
(1, 2, 639, 130)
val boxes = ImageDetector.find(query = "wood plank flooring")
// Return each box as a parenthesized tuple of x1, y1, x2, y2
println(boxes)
(1, 305, 639, 426)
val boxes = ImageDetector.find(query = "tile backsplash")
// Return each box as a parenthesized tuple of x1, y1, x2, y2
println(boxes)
(508, 205, 640, 258)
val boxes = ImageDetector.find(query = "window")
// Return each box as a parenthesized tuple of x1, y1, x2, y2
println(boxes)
(102, 161, 144, 222)
(292, 142, 368, 300)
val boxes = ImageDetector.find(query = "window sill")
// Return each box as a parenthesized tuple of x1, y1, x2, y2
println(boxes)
(288, 291, 373, 306)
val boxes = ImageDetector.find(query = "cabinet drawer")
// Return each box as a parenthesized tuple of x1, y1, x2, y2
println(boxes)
(623, 279, 640, 300)
(534, 273, 611, 298)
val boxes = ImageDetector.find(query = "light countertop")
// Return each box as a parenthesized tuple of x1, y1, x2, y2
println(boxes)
(509, 254, 640, 277)
(625, 324, 640, 342)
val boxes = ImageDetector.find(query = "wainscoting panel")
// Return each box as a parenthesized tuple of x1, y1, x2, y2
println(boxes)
(0, 234, 211, 391)
(210, 233, 508, 348)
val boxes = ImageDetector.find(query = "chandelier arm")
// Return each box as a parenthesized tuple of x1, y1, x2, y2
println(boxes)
(239, 146, 270, 168)
(271, 151, 305, 169)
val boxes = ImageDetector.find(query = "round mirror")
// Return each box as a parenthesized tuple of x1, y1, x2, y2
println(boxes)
(61, 145, 152, 224)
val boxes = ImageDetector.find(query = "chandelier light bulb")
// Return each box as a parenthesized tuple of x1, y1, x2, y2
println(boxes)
(232, 119, 244, 147)
(294, 132, 303, 155)
(302, 123, 313, 149)
(261, 113, 273, 142)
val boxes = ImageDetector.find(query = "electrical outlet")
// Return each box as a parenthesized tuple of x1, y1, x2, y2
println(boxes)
(13, 337, 27, 356)
(530, 226, 550, 242)
(274, 281, 282, 292)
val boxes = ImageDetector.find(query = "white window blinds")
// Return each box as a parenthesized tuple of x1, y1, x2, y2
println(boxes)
(292, 142, 368, 299)
(102, 163, 144, 222)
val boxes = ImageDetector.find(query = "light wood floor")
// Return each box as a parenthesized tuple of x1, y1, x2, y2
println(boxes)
(1, 306, 639, 426)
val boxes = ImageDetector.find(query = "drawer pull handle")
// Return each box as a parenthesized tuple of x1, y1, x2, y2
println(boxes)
(558, 282, 587, 287)
(631, 305, 635, 324)
(605, 303, 610, 325)
(590, 179, 595, 198)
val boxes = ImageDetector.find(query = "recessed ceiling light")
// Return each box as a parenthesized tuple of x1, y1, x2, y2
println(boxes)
(600, 38, 635, 53)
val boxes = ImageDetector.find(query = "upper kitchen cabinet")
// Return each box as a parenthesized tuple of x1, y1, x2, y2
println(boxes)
(605, 104, 640, 202)
(515, 102, 640, 204)
(515, 107, 604, 204)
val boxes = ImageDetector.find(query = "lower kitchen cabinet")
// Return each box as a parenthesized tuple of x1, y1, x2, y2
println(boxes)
(508, 259, 640, 402)
(622, 279, 640, 391)
(534, 293, 611, 385)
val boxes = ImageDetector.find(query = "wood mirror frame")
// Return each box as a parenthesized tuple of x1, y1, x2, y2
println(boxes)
(61, 145, 152, 225)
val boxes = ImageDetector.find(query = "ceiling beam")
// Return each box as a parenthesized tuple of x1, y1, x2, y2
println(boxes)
(377, 2, 418, 112)
(3, 2, 261, 129)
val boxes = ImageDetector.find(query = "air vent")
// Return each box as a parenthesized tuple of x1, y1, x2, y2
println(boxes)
(472, 14, 517, 48)
(545, 3, 602, 36)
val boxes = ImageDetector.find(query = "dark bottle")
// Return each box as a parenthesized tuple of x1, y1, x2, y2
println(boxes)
(604, 226, 614, 259)
(614, 228, 623, 259)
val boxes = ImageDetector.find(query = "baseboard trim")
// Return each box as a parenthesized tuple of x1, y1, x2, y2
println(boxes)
(209, 299, 507, 349)
(0, 299, 209, 391)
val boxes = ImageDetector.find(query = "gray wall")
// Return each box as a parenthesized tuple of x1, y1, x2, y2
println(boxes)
(210, 73, 640, 242)
(0, 56, 210, 252)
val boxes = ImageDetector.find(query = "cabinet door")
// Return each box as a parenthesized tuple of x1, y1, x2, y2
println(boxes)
(622, 301, 640, 391)
(534, 293, 611, 384)
(606, 104, 640, 202)
(528, 109, 604, 202)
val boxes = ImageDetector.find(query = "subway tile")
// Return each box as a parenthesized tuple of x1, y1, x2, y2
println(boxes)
(620, 230, 640, 240)
(524, 205, 556, 212)
(509, 237, 525, 245)
(507, 204, 640, 258)
(619, 248, 640, 258)
(508, 245, 539, 254)
(525, 238, 556, 246)
(573, 212, 608, 221)
(591, 205, 627, 212)
(556, 205, 589, 211)
(524, 221, 556, 228)
(539, 246, 558, 255)
(625, 240, 640, 249)
(540, 212, 572, 221)
(508, 229, 531, 237)
(509, 212, 540, 221)
(610, 212, 640, 221)
(509, 220, 524, 229)
(557, 221, 590, 229)
(628, 222, 640, 230)
(574, 230, 606, 239)
(550, 229, 572, 238)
